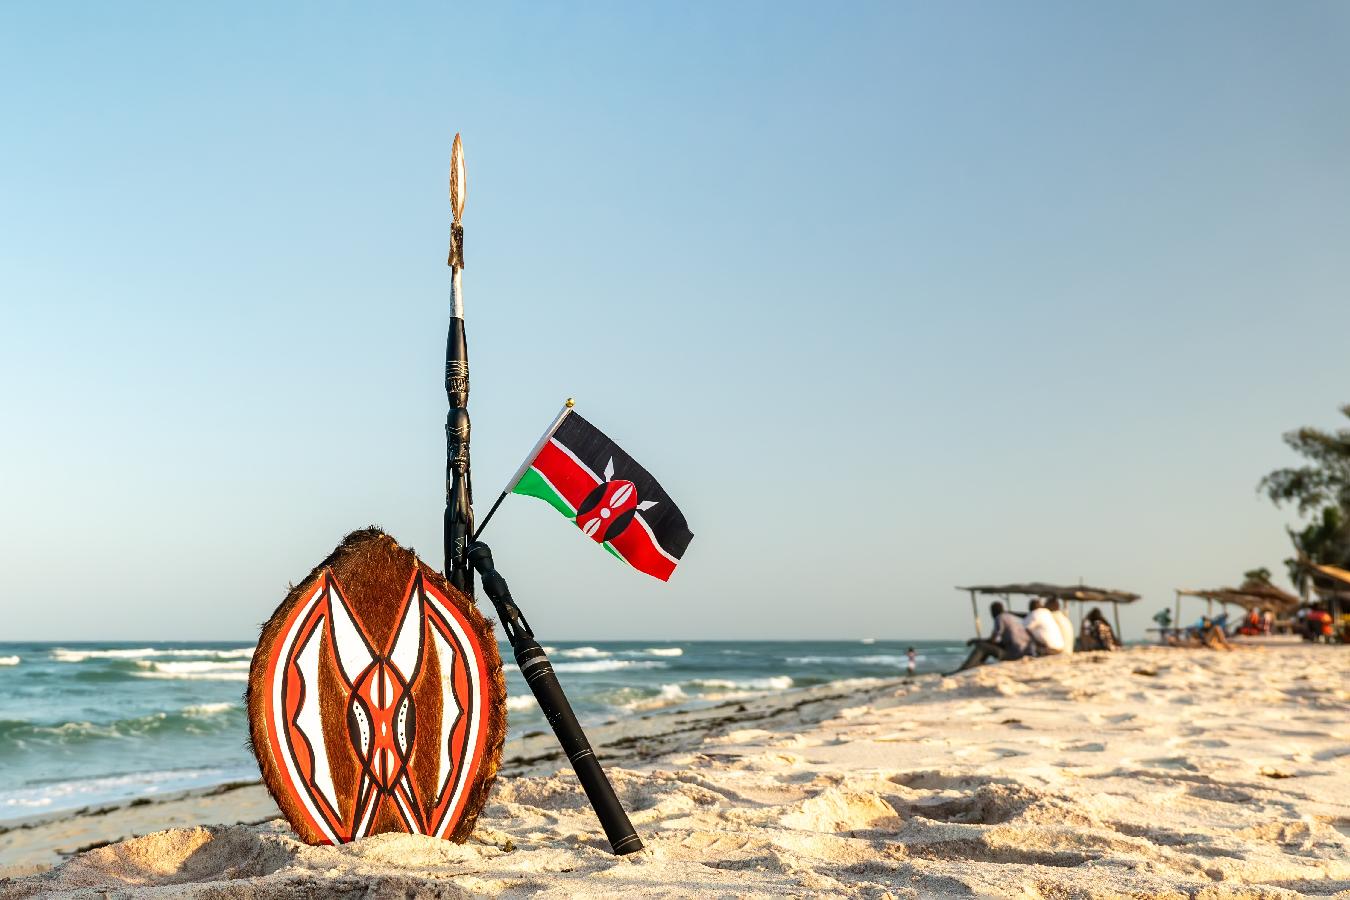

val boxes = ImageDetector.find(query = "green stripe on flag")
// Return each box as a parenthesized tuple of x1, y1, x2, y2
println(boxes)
(513, 467, 575, 519)
(514, 468, 628, 566)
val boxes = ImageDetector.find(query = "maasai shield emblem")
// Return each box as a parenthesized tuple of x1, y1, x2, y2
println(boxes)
(247, 528, 507, 845)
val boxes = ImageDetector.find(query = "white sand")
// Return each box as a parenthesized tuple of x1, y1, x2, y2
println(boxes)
(3, 644, 1347, 898)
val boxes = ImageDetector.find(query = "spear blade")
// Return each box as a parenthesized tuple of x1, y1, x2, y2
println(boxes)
(449, 132, 466, 225)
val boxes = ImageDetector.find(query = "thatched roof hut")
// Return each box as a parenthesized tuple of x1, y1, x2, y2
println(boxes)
(1174, 581, 1301, 622)
(1299, 562, 1350, 631)
(956, 582, 1139, 638)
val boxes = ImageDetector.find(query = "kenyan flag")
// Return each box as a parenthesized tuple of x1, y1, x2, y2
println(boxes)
(509, 409, 693, 581)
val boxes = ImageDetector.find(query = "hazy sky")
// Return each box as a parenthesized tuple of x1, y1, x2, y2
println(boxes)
(3, 3, 1349, 641)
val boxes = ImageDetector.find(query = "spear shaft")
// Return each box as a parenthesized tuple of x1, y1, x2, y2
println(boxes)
(439, 136, 642, 855)
(444, 133, 475, 596)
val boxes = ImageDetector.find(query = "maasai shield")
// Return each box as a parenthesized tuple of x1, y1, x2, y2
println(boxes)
(247, 528, 506, 845)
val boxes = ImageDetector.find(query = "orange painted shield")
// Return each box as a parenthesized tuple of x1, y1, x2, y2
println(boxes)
(247, 528, 506, 844)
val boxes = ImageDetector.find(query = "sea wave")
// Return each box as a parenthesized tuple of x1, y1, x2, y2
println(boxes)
(692, 676, 794, 691)
(551, 659, 667, 674)
(555, 646, 611, 659)
(0, 656, 19, 666)
(0, 766, 252, 814)
(609, 647, 683, 659)
(786, 654, 911, 667)
(182, 702, 236, 717)
(505, 695, 536, 712)
(136, 660, 250, 674)
(131, 659, 250, 682)
(0, 705, 243, 751)
(51, 647, 254, 663)
(132, 671, 249, 682)
(617, 683, 689, 711)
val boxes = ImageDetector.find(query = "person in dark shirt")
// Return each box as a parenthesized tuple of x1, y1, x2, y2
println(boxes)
(1079, 606, 1121, 651)
(952, 601, 1034, 672)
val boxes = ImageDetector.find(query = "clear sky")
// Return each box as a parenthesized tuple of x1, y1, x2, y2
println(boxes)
(3, 2, 1349, 641)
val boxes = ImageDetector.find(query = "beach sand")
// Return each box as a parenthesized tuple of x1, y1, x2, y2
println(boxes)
(2, 644, 1346, 898)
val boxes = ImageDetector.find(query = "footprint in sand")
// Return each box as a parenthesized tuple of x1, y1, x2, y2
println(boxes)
(778, 788, 899, 833)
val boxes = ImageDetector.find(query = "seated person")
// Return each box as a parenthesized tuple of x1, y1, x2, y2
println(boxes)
(1025, 598, 1066, 656)
(953, 601, 1032, 672)
(1079, 607, 1121, 651)
(1047, 598, 1075, 655)
(1201, 616, 1231, 650)
(1236, 609, 1263, 636)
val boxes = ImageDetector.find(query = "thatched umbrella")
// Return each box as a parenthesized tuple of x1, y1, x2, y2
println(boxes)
(1173, 580, 1300, 628)
(1300, 561, 1350, 631)
(956, 582, 1139, 639)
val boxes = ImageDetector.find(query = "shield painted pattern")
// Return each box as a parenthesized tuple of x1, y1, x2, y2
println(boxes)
(247, 528, 507, 845)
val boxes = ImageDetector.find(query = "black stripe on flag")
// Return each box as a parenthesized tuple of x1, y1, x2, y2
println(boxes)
(553, 412, 694, 561)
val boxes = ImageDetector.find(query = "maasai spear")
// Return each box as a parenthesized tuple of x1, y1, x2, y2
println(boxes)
(444, 133, 474, 596)
(442, 136, 642, 855)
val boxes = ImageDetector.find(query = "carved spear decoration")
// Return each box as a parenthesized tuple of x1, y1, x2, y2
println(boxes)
(440, 134, 643, 855)
(444, 133, 475, 596)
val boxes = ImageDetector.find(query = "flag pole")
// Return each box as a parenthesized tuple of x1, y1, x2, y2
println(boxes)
(468, 541, 643, 855)
(473, 399, 575, 541)
(444, 133, 475, 596)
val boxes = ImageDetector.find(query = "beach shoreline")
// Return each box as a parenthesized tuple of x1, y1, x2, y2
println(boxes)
(3, 644, 1347, 897)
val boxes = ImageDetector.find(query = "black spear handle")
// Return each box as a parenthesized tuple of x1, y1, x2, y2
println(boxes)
(467, 541, 643, 856)
(444, 217, 474, 596)
(444, 312, 473, 595)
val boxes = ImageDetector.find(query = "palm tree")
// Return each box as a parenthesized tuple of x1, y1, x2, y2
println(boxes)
(1259, 405, 1350, 591)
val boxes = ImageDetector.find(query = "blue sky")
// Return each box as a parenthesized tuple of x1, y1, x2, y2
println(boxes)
(2, 2, 1349, 640)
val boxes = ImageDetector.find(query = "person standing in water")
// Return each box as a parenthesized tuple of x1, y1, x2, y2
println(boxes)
(905, 647, 917, 678)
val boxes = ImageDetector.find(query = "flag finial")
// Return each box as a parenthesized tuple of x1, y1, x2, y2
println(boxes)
(565, 398, 575, 408)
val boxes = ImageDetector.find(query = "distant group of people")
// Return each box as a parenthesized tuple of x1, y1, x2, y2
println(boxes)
(1160, 612, 1235, 650)
(1298, 604, 1337, 642)
(953, 598, 1120, 672)
(1234, 607, 1276, 636)
(1160, 602, 1343, 648)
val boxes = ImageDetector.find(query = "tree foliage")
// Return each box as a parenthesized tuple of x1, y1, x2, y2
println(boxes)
(1259, 404, 1350, 588)
(1259, 404, 1350, 514)
(1242, 567, 1272, 585)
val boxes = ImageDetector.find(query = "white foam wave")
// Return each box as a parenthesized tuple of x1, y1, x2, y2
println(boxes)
(136, 660, 250, 675)
(51, 647, 254, 663)
(182, 702, 236, 717)
(551, 659, 666, 674)
(611, 683, 689, 712)
(787, 654, 910, 667)
(131, 663, 249, 683)
(642, 647, 683, 657)
(0, 656, 19, 666)
(555, 646, 611, 659)
(693, 676, 794, 691)
(0, 767, 250, 814)
(505, 695, 536, 712)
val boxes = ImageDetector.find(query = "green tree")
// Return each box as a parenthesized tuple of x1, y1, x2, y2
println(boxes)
(1259, 405, 1350, 591)
(1242, 567, 1272, 585)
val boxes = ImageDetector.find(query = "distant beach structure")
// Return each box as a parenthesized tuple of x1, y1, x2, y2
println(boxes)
(956, 582, 1138, 642)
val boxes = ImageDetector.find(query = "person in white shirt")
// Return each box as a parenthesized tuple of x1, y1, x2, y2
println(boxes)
(1046, 597, 1075, 654)
(1024, 598, 1066, 655)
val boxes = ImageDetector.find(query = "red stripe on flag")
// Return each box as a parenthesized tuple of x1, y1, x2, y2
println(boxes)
(532, 440, 601, 509)
(609, 518, 677, 581)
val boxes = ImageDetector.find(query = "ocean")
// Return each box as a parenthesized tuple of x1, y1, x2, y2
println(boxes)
(0, 639, 970, 822)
